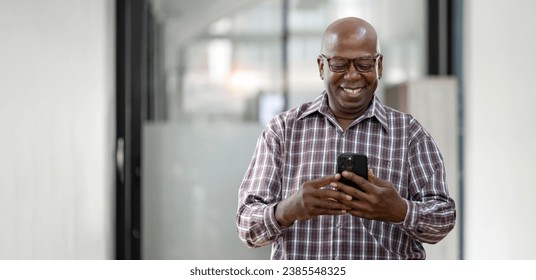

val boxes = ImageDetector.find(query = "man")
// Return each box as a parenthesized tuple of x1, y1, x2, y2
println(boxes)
(236, 17, 456, 260)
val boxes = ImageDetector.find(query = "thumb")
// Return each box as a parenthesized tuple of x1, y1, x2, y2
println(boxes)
(368, 168, 385, 186)
(367, 168, 376, 182)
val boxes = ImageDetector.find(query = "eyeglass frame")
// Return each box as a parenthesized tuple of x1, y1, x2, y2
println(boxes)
(319, 53, 381, 73)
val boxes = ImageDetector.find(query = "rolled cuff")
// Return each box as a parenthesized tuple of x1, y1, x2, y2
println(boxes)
(264, 203, 287, 237)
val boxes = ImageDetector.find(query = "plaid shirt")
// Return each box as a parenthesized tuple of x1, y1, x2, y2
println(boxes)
(236, 92, 456, 260)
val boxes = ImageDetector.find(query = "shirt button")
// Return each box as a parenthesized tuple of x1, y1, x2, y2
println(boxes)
(334, 256, 339, 260)
(336, 222, 342, 229)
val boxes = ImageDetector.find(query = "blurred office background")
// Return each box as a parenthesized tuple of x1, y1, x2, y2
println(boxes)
(0, 0, 534, 260)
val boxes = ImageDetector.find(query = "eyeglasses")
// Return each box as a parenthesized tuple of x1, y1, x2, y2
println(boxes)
(320, 54, 381, 73)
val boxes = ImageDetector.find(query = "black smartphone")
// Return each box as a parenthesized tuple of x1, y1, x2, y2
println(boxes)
(336, 153, 368, 190)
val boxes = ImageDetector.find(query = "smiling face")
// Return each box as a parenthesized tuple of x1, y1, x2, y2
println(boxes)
(317, 18, 383, 121)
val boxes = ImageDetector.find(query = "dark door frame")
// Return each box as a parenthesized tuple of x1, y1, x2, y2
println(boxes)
(115, 0, 150, 260)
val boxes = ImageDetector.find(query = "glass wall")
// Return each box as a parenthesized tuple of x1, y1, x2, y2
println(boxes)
(163, 0, 284, 125)
(143, 0, 429, 259)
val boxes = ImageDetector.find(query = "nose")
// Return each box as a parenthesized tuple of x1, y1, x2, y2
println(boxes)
(343, 61, 361, 81)
(344, 61, 361, 81)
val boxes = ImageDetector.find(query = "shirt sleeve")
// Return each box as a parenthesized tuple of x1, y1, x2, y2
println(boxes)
(398, 124, 457, 244)
(236, 119, 287, 248)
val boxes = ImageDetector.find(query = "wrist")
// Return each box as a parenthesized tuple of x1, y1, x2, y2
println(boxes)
(275, 201, 295, 227)
(392, 199, 408, 223)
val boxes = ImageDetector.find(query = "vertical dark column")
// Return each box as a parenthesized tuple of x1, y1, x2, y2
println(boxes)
(427, 0, 454, 75)
(427, 0, 440, 75)
(116, 0, 150, 260)
(447, 1, 454, 75)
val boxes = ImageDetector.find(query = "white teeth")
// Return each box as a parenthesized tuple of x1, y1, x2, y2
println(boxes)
(342, 88, 362, 94)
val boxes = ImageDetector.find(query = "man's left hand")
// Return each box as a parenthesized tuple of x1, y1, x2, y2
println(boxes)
(333, 169, 407, 223)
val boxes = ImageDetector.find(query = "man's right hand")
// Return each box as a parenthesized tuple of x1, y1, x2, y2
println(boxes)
(274, 174, 353, 227)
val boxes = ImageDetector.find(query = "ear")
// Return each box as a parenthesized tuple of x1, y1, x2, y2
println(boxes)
(377, 54, 383, 80)
(317, 55, 324, 80)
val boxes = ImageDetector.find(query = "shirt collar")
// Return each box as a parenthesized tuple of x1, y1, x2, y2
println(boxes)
(298, 91, 389, 132)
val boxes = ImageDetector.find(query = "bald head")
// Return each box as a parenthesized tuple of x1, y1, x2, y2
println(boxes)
(316, 17, 383, 122)
(320, 17, 380, 55)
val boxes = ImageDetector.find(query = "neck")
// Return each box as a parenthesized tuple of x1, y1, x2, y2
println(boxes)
(333, 114, 357, 131)
(333, 113, 359, 120)
(332, 108, 365, 121)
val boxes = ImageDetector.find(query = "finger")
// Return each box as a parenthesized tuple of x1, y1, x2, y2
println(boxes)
(311, 201, 352, 217)
(368, 168, 375, 181)
(367, 168, 391, 188)
(306, 174, 340, 189)
(346, 208, 370, 219)
(341, 171, 370, 191)
(336, 182, 367, 201)
(316, 198, 352, 210)
(316, 208, 349, 216)
(339, 198, 372, 214)
(368, 168, 384, 186)
(319, 188, 353, 201)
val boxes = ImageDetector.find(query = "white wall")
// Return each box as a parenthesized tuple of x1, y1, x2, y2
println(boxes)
(395, 78, 459, 259)
(0, 0, 115, 259)
(464, 0, 536, 259)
